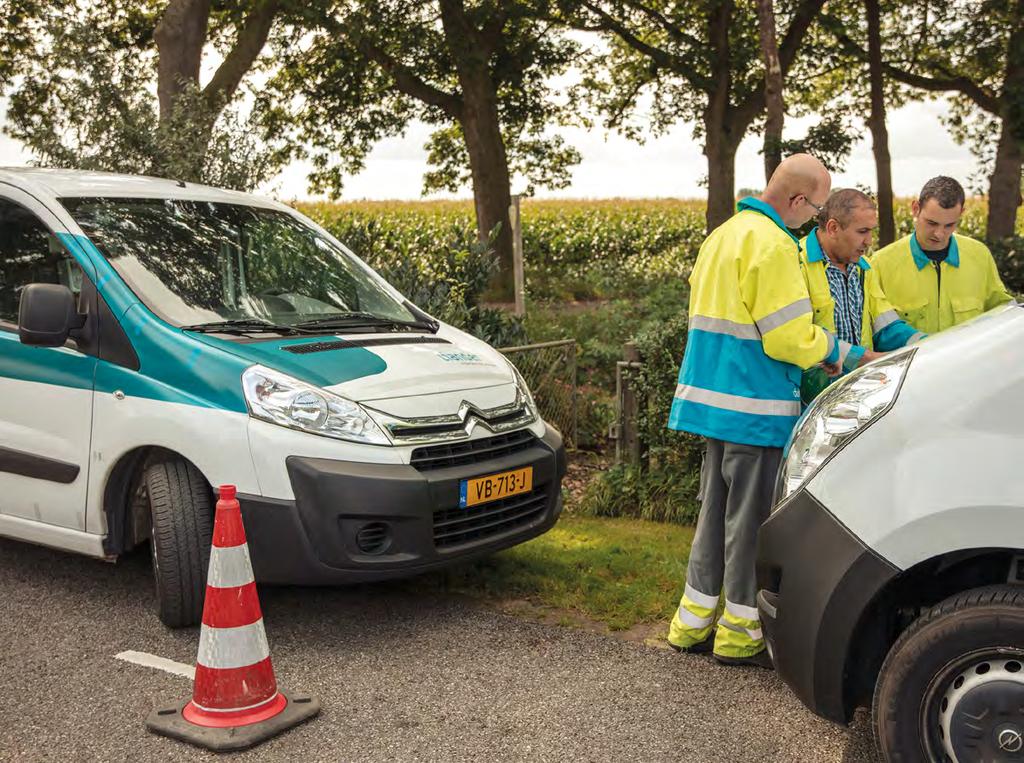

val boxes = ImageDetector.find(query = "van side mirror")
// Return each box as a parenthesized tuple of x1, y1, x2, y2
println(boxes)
(18, 283, 86, 347)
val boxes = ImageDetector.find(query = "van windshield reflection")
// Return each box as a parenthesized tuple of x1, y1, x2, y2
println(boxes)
(60, 197, 423, 333)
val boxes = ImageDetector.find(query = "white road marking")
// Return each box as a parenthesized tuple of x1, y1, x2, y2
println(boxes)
(114, 650, 195, 680)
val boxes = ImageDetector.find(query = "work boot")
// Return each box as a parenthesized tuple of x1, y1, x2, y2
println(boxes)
(668, 637, 714, 655)
(713, 649, 773, 669)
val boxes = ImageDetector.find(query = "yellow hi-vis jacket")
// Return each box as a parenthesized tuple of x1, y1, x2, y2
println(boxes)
(869, 233, 1012, 334)
(798, 228, 925, 403)
(668, 197, 843, 448)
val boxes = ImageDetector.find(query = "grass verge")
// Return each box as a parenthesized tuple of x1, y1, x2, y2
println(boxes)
(404, 514, 694, 633)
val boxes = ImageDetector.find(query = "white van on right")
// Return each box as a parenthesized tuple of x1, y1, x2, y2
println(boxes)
(757, 302, 1024, 762)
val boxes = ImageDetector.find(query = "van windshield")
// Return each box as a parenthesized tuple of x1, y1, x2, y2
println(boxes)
(59, 197, 425, 332)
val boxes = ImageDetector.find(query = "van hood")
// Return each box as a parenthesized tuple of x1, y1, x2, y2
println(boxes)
(190, 324, 516, 407)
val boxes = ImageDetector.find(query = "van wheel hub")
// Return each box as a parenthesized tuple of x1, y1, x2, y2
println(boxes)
(940, 658, 1024, 762)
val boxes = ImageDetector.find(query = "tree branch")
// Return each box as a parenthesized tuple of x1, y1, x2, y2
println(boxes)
(618, 0, 704, 50)
(356, 35, 462, 119)
(576, 0, 712, 90)
(203, 0, 280, 107)
(824, 17, 1001, 114)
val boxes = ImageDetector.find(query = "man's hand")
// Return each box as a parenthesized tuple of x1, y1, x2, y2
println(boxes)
(821, 361, 842, 377)
(858, 349, 887, 366)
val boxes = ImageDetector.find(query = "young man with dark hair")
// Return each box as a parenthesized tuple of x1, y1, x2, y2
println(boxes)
(870, 177, 1011, 333)
(798, 189, 924, 401)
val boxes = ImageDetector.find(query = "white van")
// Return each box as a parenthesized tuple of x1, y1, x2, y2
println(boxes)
(0, 168, 565, 628)
(757, 304, 1024, 762)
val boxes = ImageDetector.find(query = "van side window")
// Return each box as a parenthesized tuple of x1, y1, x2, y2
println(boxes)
(0, 199, 84, 325)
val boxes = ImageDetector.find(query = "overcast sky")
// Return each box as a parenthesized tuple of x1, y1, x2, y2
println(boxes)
(0, 95, 981, 203)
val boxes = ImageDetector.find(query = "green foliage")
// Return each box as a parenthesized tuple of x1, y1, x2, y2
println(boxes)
(0, 2, 289, 191)
(263, 0, 583, 199)
(989, 236, 1024, 297)
(301, 201, 527, 345)
(577, 311, 704, 525)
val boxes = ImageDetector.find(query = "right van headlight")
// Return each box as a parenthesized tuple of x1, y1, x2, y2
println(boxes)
(777, 349, 916, 503)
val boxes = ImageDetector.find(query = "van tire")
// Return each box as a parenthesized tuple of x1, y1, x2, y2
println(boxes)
(145, 458, 213, 628)
(872, 585, 1024, 762)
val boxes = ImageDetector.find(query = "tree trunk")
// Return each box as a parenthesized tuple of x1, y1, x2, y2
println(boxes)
(705, 125, 740, 232)
(865, 0, 895, 245)
(987, 3, 1024, 241)
(755, 0, 784, 182)
(987, 117, 1023, 240)
(460, 87, 515, 300)
(153, 0, 212, 122)
(439, 0, 515, 299)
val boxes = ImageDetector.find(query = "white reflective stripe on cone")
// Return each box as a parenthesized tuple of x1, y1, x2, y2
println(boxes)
(192, 691, 280, 714)
(725, 600, 761, 622)
(684, 583, 720, 610)
(197, 621, 271, 670)
(677, 607, 715, 630)
(207, 544, 256, 589)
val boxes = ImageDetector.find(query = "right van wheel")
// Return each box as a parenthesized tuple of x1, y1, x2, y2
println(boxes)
(873, 585, 1024, 762)
(144, 458, 213, 628)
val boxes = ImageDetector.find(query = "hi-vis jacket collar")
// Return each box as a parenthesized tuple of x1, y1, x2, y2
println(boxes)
(805, 227, 871, 271)
(737, 196, 800, 246)
(910, 232, 960, 269)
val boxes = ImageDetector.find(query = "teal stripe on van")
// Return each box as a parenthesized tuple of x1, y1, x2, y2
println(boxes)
(47, 233, 386, 409)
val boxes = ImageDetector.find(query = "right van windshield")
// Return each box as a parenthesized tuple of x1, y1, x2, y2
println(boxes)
(59, 197, 426, 332)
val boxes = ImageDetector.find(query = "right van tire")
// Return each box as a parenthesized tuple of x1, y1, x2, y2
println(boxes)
(145, 458, 213, 628)
(872, 585, 1024, 762)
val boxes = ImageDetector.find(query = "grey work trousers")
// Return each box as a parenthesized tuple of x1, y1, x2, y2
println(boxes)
(685, 437, 782, 609)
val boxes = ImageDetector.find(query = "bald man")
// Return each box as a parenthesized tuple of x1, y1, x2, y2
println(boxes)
(666, 154, 850, 667)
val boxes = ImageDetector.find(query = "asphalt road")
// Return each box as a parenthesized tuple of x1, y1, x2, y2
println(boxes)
(0, 537, 880, 762)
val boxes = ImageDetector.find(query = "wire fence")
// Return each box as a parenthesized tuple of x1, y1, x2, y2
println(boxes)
(499, 339, 577, 449)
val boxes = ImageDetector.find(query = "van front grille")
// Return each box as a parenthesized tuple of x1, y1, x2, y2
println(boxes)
(433, 486, 549, 549)
(410, 430, 537, 471)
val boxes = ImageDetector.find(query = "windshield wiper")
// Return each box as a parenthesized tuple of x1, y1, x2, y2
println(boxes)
(294, 313, 438, 333)
(180, 319, 308, 335)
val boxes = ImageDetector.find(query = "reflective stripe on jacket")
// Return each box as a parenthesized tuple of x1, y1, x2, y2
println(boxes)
(869, 233, 1012, 334)
(800, 229, 924, 374)
(668, 198, 841, 448)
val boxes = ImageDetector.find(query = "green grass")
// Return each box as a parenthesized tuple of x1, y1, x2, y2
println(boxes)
(403, 513, 694, 632)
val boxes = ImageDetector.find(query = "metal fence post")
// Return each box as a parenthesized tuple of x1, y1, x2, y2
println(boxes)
(509, 194, 526, 316)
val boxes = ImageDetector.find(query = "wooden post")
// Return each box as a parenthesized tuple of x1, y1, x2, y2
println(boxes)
(509, 194, 525, 316)
(621, 341, 642, 468)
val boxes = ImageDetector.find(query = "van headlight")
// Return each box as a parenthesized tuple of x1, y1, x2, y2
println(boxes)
(242, 365, 390, 445)
(505, 357, 538, 418)
(776, 349, 915, 503)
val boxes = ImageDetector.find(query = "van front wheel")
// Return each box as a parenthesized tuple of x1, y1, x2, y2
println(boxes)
(873, 585, 1024, 762)
(145, 458, 213, 628)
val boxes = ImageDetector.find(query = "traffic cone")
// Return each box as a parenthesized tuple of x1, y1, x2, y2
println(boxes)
(146, 485, 320, 751)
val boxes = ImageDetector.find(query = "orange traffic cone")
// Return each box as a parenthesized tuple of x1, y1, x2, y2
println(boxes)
(146, 485, 320, 751)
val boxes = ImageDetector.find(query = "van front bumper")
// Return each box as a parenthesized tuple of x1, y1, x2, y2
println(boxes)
(238, 426, 566, 585)
(756, 488, 898, 723)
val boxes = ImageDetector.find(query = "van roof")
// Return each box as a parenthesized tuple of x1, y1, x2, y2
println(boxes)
(0, 167, 283, 209)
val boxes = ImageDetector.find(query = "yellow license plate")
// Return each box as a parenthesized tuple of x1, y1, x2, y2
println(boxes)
(459, 467, 533, 508)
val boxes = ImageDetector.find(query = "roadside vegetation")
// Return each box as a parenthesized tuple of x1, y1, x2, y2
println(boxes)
(300, 198, 1021, 633)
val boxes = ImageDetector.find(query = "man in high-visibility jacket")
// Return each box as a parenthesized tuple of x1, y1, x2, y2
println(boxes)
(870, 176, 1012, 333)
(799, 189, 925, 402)
(667, 154, 859, 667)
